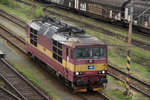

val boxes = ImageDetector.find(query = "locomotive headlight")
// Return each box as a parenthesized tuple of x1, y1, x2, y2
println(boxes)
(75, 72, 79, 75)
(75, 72, 82, 75)
(102, 71, 105, 74)
(98, 71, 101, 74)
(98, 70, 106, 74)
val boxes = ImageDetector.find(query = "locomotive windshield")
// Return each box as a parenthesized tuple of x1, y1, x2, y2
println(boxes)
(76, 47, 106, 59)
(92, 47, 106, 58)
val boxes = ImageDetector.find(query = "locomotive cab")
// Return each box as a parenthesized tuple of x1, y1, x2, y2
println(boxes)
(71, 45, 108, 92)
(64, 38, 108, 92)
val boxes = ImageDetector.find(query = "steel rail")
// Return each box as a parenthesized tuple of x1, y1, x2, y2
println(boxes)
(0, 74, 26, 100)
(0, 8, 112, 99)
(0, 25, 50, 100)
(42, 1, 150, 37)
(2, 1, 150, 50)
(0, 59, 50, 100)
(78, 92, 111, 100)
(0, 25, 26, 53)
(0, 10, 150, 87)
(0, 9, 26, 29)
(109, 65, 150, 88)
(0, 86, 21, 100)
(108, 71, 150, 97)
(0, 24, 26, 44)
(99, 92, 112, 100)
(1, 6, 149, 98)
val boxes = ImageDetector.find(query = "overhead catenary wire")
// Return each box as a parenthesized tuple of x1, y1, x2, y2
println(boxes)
(134, 6, 150, 20)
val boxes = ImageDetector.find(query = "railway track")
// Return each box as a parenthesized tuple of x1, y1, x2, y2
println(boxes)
(78, 92, 111, 100)
(1, 12, 148, 67)
(0, 58, 50, 100)
(42, 1, 150, 37)
(0, 7, 150, 98)
(44, 9, 150, 50)
(1, 7, 149, 66)
(3, 1, 150, 51)
(108, 65, 150, 97)
(0, 74, 25, 100)
(0, 86, 21, 100)
(0, 73, 25, 99)
(115, 48, 149, 66)
(0, 25, 111, 100)
(0, 24, 26, 53)
(0, 10, 26, 29)
(18, 0, 150, 50)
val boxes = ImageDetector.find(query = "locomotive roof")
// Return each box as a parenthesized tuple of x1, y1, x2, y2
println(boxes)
(28, 18, 105, 47)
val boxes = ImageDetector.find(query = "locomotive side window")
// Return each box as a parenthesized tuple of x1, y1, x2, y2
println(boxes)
(53, 40, 62, 63)
(30, 28, 37, 47)
(53, 40, 57, 46)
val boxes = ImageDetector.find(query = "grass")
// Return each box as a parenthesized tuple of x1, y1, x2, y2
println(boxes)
(86, 29, 150, 61)
(86, 29, 150, 83)
(0, 2, 34, 21)
(35, 6, 44, 17)
(0, 0, 150, 99)
(1, 0, 149, 82)
(25, 0, 150, 44)
(9, 1, 150, 63)
(103, 76, 150, 100)
(0, 81, 5, 87)
(112, 90, 132, 100)
(108, 76, 124, 86)
(9, 62, 60, 100)
(44, 9, 150, 68)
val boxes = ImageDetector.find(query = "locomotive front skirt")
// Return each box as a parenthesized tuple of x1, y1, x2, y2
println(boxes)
(26, 18, 108, 92)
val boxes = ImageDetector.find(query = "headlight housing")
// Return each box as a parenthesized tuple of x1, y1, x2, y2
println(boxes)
(98, 70, 106, 74)
(75, 72, 82, 75)
(102, 71, 105, 74)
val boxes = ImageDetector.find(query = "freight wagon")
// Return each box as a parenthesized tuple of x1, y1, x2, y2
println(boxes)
(37, 0, 150, 33)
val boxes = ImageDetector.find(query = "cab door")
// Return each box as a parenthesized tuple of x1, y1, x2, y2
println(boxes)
(65, 47, 75, 82)
(65, 47, 69, 78)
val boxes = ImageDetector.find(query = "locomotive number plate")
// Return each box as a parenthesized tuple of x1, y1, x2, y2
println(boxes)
(88, 65, 95, 70)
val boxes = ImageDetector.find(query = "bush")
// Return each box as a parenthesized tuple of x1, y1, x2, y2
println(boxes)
(35, 7, 44, 17)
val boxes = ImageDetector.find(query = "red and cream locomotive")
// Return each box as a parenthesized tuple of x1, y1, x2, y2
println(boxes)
(26, 16, 108, 92)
